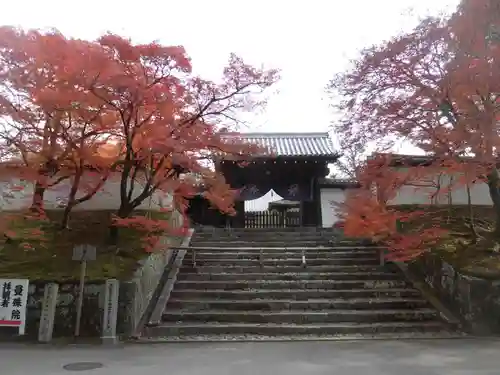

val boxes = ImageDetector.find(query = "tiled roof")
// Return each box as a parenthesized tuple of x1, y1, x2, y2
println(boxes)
(237, 132, 338, 158)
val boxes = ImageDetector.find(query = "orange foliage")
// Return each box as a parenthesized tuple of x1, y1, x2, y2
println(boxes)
(329, 0, 500, 162)
(0, 27, 119, 215)
(0, 26, 279, 246)
(339, 153, 489, 260)
(339, 161, 441, 260)
(341, 182, 448, 261)
(329, 0, 500, 259)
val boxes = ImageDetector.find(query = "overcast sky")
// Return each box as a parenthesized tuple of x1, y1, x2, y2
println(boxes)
(1, 0, 459, 152)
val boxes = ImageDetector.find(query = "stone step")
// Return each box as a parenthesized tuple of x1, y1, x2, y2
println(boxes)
(189, 250, 378, 259)
(161, 308, 439, 324)
(185, 246, 384, 252)
(179, 265, 394, 273)
(192, 233, 334, 239)
(174, 279, 409, 290)
(191, 241, 375, 248)
(146, 321, 449, 337)
(193, 227, 337, 234)
(170, 288, 422, 300)
(141, 332, 466, 342)
(191, 238, 337, 245)
(192, 233, 364, 240)
(191, 235, 337, 239)
(177, 271, 400, 281)
(188, 258, 379, 266)
(190, 241, 337, 247)
(192, 241, 375, 248)
(192, 233, 370, 243)
(166, 298, 430, 311)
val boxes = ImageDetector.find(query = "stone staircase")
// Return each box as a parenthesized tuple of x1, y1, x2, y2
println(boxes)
(143, 228, 462, 341)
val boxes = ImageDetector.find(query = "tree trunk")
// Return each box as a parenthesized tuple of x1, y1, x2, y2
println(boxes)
(487, 169, 500, 238)
(61, 204, 72, 229)
(30, 182, 46, 215)
(466, 182, 478, 241)
(108, 203, 133, 244)
(60, 171, 82, 229)
(30, 160, 60, 216)
(108, 225, 119, 245)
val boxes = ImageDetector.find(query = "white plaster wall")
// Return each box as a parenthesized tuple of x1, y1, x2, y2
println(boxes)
(320, 188, 347, 228)
(448, 182, 491, 205)
(319, 170, 493, 229)
(0, 172, 173, 211)
(386, 169, 492, 206)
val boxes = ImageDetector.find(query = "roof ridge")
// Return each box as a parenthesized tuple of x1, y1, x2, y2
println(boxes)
(319, 177, 360, 187)
(220, 131, 338, 158)
(239, 132, 330, 138)
(323, 177, 358, 182)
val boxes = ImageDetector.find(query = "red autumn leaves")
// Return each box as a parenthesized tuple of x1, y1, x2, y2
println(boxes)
(0, 26, 278, 249)
(328, 0, 500, 260)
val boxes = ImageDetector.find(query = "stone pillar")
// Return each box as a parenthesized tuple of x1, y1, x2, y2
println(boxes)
(101, 279, 120, 345)
(38, 283, 59, 343)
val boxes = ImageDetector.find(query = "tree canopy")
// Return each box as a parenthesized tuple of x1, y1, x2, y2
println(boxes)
(0, 26, 279, 248)
(328, 0, 500, 260)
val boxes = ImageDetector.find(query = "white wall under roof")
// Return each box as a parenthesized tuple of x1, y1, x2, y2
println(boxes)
(0, 172, 172, 211)
(320, 187, 347, 227)
(386, 168, 492, 206)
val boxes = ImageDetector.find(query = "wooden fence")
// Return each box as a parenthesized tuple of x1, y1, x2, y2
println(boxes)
(244, 210, 301, 228)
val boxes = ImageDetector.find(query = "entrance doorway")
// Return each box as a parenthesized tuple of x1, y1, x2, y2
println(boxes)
(243, 190, 301, 228)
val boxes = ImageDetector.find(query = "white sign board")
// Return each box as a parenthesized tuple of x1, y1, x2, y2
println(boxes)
(72, 244, 97, 261)
(0, 278, 29, 335)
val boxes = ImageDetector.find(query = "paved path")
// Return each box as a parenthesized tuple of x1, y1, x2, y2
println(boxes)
(1, 339, 499, 375)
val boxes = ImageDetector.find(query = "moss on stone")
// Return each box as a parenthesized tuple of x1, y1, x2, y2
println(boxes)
(0, 209, 179, 281)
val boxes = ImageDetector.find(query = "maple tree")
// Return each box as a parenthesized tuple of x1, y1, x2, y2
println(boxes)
(328, 0, 500, 259)
(338, 155, 462, 260)
(0, 27, 118, 224)
(83, 34, 278, 243)
(0, 27, 279, 246)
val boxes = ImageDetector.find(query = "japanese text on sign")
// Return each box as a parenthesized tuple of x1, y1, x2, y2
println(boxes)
(0, 279, 29, 335)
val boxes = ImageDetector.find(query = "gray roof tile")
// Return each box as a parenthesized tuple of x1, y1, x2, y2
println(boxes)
(237, 132, 337, 157)
(318, 178, 360, 187)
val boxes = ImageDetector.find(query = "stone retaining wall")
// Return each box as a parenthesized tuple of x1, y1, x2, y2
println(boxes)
(119, 211, 184, 336)
(408, 254, 500, 335)
(1, 210, 186, 339)
(21, 281, 105, 338)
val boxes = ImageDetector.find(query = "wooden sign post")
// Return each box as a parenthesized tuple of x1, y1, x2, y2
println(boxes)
(72, 244, 96, 337)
